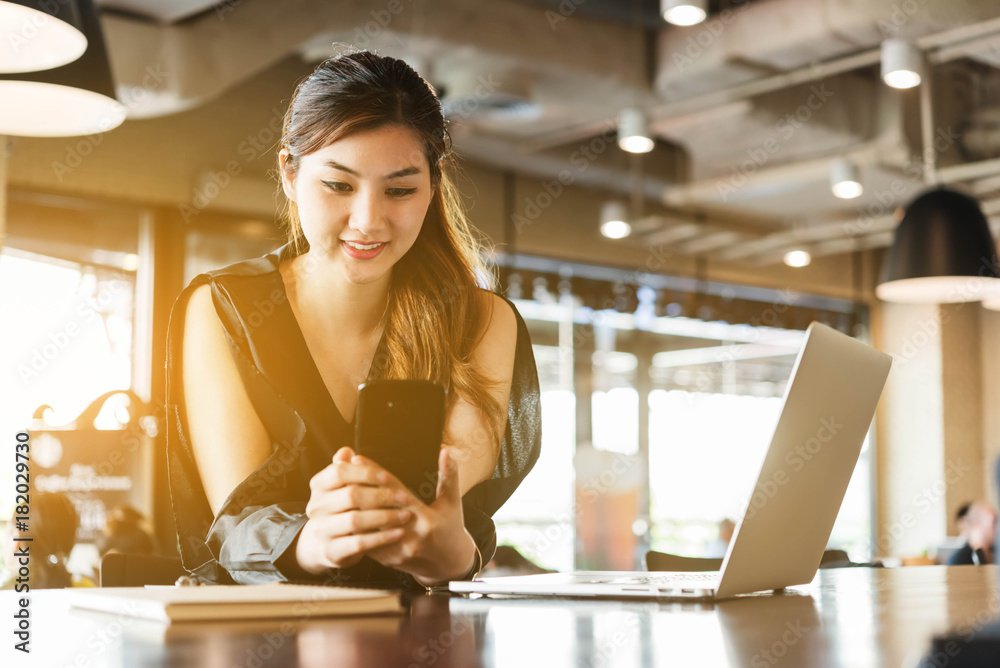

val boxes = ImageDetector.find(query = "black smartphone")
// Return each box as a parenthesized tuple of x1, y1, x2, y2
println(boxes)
(354, 379, 446, 504)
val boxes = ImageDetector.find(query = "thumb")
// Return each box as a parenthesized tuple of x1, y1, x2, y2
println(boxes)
(334, 446, 354, 463)
(435, 447, 461, 503)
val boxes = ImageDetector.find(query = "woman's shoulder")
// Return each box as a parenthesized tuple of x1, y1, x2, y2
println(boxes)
(476, 289, 521, 337)
(184, 250, 281, 292)
(171, 247, 286, 314)
(468, 291, 525, 375)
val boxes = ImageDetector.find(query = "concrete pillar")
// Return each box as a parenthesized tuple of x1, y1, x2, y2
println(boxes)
(874, 301, 988, 558)
(982, 306, 1000, 508)
(940, 303, 985, 533)
(0, 136, 7, 256)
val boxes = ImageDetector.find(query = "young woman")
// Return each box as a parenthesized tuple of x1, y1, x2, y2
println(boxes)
(164, 51, 541, 588)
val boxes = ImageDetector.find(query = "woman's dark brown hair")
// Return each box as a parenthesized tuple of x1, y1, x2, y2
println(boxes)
(277, 50, 504, 450)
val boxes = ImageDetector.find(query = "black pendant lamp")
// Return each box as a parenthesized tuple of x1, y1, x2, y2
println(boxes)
(0, 0, 88, 73)
(876, 187, 1000, 303)
(0, 0, 125, 136)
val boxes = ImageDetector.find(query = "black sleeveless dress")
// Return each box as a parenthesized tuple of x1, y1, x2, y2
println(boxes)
(164, 241, 542, 587)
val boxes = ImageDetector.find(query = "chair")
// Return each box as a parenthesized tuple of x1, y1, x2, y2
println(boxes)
(644, 550, 723, 572)
(99, 552, 187, 587)
(818, 548, 883, 569)
(819, 549, 851, 568)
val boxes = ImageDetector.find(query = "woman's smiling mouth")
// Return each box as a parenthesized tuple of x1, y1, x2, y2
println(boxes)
(341, 240, 387, 259)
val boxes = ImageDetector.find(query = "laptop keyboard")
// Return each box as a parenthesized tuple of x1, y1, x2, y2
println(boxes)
(621, 572, 720, 585)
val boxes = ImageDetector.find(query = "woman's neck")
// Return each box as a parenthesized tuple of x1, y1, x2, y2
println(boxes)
(288, 250, 390, 337)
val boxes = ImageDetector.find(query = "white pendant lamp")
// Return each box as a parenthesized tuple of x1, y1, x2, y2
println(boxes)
(0, 0, 88, 73)
(0, 0, 125, 136)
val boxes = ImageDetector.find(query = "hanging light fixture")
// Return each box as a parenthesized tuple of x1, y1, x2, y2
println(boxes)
(0, 0, 88, 73)
(0, 0, 125, 136)
(784, 250, 812, 268)
(600, 201, 631, 239)
(617, 108, 654, 154)
(876, 187, 1000, 303)
(660, 0, 707, 26)
(830, 158, 863, 199)
(881, 38, 923, 89)
(983, 295, 1000, 311)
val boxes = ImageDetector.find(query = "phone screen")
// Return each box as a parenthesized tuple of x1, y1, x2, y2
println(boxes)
(354, 379, 446, 504)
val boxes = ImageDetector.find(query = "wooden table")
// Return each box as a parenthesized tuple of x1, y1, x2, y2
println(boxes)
(2, 565, 997, 667)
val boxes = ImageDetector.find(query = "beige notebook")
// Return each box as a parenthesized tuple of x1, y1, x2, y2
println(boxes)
(68, 583, 403, 623)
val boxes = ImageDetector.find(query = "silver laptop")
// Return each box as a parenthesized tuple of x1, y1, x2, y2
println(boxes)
(450, 321, 892, 600)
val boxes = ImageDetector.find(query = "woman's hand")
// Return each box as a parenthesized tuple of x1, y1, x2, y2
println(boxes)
(362, 446, 477, 587)
(294, 446, 412, 575)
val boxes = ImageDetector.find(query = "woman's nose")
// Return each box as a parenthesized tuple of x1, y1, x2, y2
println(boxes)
(348, 188, 385, 237)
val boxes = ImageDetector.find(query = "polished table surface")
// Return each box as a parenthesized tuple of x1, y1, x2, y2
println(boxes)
(2, 565, 997, 668)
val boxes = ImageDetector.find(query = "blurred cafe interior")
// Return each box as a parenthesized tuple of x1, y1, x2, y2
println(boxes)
(2, 0, 1000, 642)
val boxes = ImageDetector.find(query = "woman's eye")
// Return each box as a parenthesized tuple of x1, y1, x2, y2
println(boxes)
(322, 182, 415, 197)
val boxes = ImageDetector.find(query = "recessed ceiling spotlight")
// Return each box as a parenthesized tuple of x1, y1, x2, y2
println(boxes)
(881, 38, 923, 89)
(784, 250, 812, 268)
(600, 201, 631, 239)
(617, 108, 654, 154)
(830, 158, 863, 199)
(661, 0, 707, 26)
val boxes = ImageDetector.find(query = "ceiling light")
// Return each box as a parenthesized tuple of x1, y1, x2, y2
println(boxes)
(617, 108, 654, 154)
(661, 0, 707, 26)
(881, 38, 923, 89)
(830, 158, 863, 199)
(876, 187, 1000, 303)
(0, 0, 88, 73)
(0, 0, 126, 136)
(600, 201, 631, 239)
(784, 250, 812, 268)
(983, 295, 1000, 311)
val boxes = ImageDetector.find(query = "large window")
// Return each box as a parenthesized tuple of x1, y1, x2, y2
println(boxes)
(0, 250, 136, 513)
(493, 341, 577, 572)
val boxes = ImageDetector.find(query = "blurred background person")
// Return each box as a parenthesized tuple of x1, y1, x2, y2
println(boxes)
(947, 500, 997, 565)
(97, 503, 157, 557)
(956, 502, 972, 538)
(1, 492, 94, 589)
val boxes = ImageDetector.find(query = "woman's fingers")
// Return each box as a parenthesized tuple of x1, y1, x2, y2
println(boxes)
(309, 457, 384, 493)
(319, 508, 412, 536)
(309, 524, 406, 569)
(306, 483, 407, 518)
(325, 527, 406, 565)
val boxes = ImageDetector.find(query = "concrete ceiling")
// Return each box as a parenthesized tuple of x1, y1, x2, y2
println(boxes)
(89, 0, 1000, 267)
(96, 0, 219, 23)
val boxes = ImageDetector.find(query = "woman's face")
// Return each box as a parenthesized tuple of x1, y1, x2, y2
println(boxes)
(281, 124, 434, 286)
